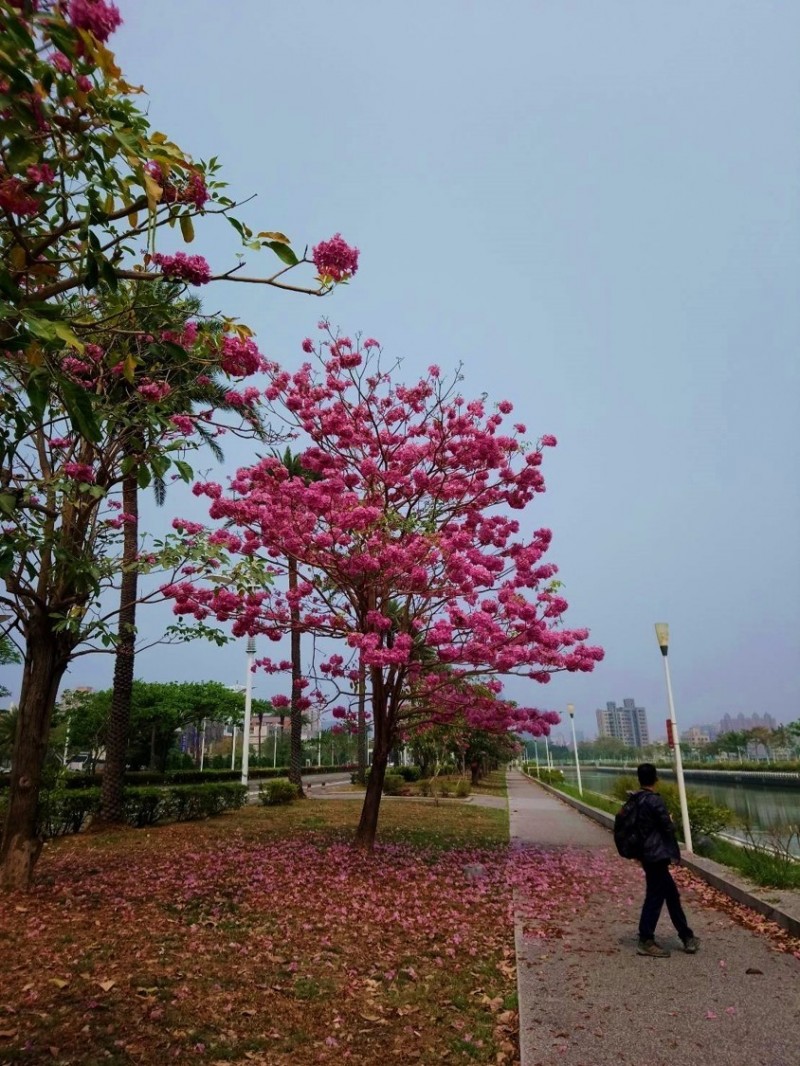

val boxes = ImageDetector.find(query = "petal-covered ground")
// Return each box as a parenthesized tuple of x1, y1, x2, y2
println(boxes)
(0, 798, 598, 1065)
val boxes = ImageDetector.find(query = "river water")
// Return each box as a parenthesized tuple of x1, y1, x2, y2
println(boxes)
(559, 766, 800, 854)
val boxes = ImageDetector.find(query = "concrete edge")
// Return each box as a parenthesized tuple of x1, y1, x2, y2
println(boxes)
(522, 773, 800, 939)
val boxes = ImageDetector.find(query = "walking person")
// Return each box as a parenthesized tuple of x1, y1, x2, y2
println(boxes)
(634, 762, 699, 958)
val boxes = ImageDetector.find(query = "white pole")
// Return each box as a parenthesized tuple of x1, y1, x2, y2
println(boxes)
(273, 724, 277, 768)
(241, 637, 256, 786)
(230, 723, 237, 770)
(544, 734, 551, 772)
(567, 704, 583, 796)
(317, 709, 322, 767)
(655, 624, 693, 853)
(199, 718, 206, 771)
(534, 740, 540, 777)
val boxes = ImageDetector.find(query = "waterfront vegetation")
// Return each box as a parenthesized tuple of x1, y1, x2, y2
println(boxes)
(523, 765, 800, 890)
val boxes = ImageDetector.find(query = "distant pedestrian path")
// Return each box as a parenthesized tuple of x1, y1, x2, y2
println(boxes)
(507, 770, 800, 1066)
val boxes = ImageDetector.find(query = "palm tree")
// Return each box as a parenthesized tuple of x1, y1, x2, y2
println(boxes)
(99, 285, 268, 822)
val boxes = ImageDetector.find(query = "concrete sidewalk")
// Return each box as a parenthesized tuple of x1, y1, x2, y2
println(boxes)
(508, 769, 799, 1066)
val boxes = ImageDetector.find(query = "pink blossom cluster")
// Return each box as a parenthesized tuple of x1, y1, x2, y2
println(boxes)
(144, 163, 209, 210)
(137, 379, 172, 402)
(26, 163, 55, 186)
(0, 176, 39, 216)
(312, 233, 359, 282)
(218, 334, 267, 378)
(67, 0, 122, 43)
(151, 251, 211, 286)
(62, 461, 95, 483)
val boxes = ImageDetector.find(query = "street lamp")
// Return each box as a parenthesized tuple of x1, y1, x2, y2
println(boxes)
(241, 636, 256, 786)
(544, 733, 552, 772)
(567, 703, 583, 797)
(654, 623, 692, 853)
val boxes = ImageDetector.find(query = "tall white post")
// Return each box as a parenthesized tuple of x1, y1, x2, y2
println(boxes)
(567, 704, 583, 796)
(230, 723, 237, 770)
(544, 734, 552, 772)
(533, 740, 540, 777)
(241, 637, 256, 786)
(655, 623, 693, 853)
(199, 718, 207, 771)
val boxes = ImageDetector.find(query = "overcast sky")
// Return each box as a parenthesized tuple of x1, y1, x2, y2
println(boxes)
(10, 1, 800, 739)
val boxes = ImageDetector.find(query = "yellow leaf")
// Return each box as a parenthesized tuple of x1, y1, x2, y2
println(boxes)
(257, 231, 291, 244)
(49, 978, 69, 989)
(97, 980, 116, 992)
(152, 132, 168, 144)
(104, 193, 114, 215)
(25, 343, 44, 368)
(9, 245, 26, 270)
(128, 211, 139, 229)
(179, 215, 194, 243)
(143, 172, 163, 212)
(123, 354, 137, 383)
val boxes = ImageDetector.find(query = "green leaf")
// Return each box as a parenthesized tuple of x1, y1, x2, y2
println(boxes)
(179, 214, 195, 243)
(137, 465, 152, 490)
(61, 380, 101, 442)
(266, 242, 299, 267)
(0, 494, 18, 517)
(174, 460, 194, 482)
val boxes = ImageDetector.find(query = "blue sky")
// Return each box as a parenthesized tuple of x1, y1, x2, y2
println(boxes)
(15, 1, 800, 739)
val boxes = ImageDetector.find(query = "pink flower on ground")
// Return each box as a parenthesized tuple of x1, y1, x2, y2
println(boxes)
(312, 233, 359, 282)
(68, 0, 122, 42)
(151, 252, 211, 286)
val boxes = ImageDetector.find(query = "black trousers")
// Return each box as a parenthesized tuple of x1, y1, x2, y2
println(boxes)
(638, 860, 693, 942)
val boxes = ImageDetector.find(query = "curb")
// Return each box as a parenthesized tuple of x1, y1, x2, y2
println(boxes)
(525, 774, 800, 939)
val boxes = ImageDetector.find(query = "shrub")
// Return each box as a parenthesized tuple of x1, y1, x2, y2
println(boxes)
(396, 765, 421, 782)
(39, 787, 101, 837)
(610, 775, 733, 840)
(259, 778, 298, 806)
(382, 773, 406, 796)
(123, 786, 169, 827)
(418, 778, 432, 797)
(454, 779, 471, 798)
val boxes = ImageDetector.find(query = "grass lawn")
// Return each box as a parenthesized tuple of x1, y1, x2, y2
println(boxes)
(1, 796, 520, 1065)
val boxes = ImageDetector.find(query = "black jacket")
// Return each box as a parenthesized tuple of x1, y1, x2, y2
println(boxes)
(635, 789, 681, 864)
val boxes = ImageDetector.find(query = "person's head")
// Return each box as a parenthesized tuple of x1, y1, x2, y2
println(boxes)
(637, 762, 658, 788)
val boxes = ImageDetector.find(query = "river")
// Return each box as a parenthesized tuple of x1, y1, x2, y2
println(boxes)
(558, 766, 800, 855)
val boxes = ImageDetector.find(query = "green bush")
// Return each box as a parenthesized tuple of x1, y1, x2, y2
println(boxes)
(123, 786, 169, 827)
(396, 766, 421, 782)
(454, 779, 471, 798)
(39, 787, 101, 836)
(382, 773, 406, 795)
(417, 778, 432, 797)
(610, 775, 733, 840)
(259, 778, 298, 806)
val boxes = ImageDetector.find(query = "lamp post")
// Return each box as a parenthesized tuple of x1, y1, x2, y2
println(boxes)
(241, 636, 256, 786)
(654, 623, 692, 853)
(544, 733, 552, 772)
(567, 703, 583, 796)
(533, 739, 540, 777)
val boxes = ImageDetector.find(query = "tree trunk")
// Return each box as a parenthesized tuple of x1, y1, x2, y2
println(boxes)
(354, 735, 390, 848)
(356, 659, 367, 786)
(99, 469, 139, 825)
(0, 621, 69, 889)
(288, 557, 306, 796)
(470, 759, 481, 786)
(354, 680, 392, 849)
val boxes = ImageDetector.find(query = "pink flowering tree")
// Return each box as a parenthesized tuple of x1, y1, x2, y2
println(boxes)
(0, 0, 359, 888)
(165, 329, 604, 848)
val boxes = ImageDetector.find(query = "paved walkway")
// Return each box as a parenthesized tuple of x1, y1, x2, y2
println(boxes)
(507, 769, 799, 1066)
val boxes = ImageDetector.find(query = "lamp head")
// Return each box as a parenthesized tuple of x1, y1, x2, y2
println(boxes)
(246, 636, 256, 655)
(567, 703, 575, 718)
(654, 622, 669, 656)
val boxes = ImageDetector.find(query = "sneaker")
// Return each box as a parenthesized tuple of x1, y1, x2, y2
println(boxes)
(682, 936, 699, 954)
(637, 939, 671, 958)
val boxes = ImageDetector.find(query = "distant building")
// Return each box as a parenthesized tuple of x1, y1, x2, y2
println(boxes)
(596, 699, 650, 749)
(718, 712, 777, 734)
(681, 726, 711, 747)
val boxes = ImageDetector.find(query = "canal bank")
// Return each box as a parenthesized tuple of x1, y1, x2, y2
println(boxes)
(527, 772, 800, 939)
